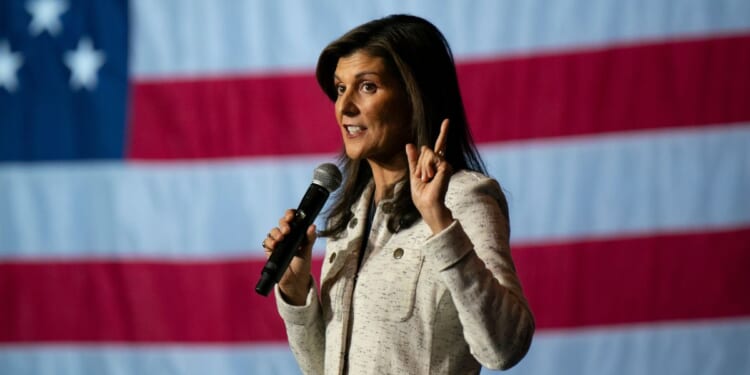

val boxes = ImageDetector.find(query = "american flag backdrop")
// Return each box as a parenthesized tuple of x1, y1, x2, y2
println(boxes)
(1, 0, 750, 374)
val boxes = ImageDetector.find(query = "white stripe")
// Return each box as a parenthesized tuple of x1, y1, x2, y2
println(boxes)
(487, 124, 750, 244)
(131, 0, 750, 78)
(490, 319, 750, 374)
(0, 155, 333, 258)
(0, 344, 301, 375)
(1, 125, 748, 258)
(1, 320, 748, 375)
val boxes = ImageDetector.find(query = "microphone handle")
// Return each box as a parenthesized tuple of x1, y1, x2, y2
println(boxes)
(255, 183, 330, 296)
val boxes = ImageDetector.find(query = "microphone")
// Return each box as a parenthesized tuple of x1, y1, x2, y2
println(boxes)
(255, 163, 342, 296)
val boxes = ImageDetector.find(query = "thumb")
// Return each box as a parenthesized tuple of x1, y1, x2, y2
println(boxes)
(405, 143, 419, 177)
(306, 223, 317, 241)
(299, 224, 317, 258)
(432, 162, 452, 189)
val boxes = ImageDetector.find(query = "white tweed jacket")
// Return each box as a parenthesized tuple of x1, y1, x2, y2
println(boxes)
(276, 170, 534, 375)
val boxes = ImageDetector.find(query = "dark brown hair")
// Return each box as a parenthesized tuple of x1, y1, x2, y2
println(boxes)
(317, 14, 503, 237)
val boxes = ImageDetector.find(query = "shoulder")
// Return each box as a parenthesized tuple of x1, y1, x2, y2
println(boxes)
(446, 170, 503, 202)
(445, 170, 509, 220)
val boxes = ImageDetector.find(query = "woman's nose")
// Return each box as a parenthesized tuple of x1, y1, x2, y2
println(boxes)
(337, 91, 359, 117)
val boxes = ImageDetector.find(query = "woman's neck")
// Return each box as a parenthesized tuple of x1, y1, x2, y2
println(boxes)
(367, 157, 407, 204)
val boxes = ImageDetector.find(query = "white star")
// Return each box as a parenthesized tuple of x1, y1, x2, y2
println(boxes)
(0, 41, 24, 92)
(64, 37, 106, 91)
(26, 0, 69, 37)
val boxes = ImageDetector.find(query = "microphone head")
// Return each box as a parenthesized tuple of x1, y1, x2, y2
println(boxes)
(312, 163, 343, 193)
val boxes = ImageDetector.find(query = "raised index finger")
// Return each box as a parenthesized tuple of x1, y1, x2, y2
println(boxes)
(434, 119, 450, 154)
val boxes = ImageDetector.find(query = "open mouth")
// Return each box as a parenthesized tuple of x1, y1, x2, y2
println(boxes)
(345, 125, 366, 135)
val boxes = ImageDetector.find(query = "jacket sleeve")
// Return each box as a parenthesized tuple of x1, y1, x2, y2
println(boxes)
(274, 280, 325, 375)
(425, 174, 535, 370)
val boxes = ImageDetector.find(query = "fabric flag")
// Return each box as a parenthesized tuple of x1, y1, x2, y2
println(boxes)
(1, 0, 749, 374)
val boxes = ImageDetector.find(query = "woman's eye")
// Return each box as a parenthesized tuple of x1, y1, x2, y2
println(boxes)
(335, 85, 345, 95)
(361, 82, 376, 93)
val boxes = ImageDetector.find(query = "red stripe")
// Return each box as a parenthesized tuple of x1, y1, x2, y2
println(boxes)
(128, 73, 338, 160)
(0, 259, 306, 343)
(128, 34, 750, 159)
(514, 227, 750, 330)
(1, 228, 748, 343)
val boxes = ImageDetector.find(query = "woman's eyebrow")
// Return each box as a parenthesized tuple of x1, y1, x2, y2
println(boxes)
(334, 71, 381, 81)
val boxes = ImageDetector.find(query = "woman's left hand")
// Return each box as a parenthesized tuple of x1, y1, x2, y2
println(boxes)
(406, 119, 454, 234)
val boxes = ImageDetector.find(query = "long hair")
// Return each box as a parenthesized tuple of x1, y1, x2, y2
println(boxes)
(317, 14, 499, 237)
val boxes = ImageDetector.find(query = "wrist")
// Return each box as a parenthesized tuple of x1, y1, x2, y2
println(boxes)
(425, 206, 453, 234)
(279, 278, 311, 306)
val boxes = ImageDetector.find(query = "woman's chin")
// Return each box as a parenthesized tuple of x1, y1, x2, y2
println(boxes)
(343, 146, 366, 160)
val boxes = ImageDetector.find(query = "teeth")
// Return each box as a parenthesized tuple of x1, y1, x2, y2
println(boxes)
(346, 126, 364, 135)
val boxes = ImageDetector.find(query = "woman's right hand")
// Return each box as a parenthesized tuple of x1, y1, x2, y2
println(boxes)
(262, 209, 316, 306)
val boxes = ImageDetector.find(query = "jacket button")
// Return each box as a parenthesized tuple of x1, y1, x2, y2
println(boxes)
(329, 252, 336, 263)
(349, 218, 358, 228)
(393, 248, 404, 259)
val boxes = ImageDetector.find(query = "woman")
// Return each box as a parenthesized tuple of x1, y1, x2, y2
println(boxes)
(262, 14, 534, 374)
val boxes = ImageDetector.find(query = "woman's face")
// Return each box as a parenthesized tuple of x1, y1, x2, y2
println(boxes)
(334, 51, 411, 165)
